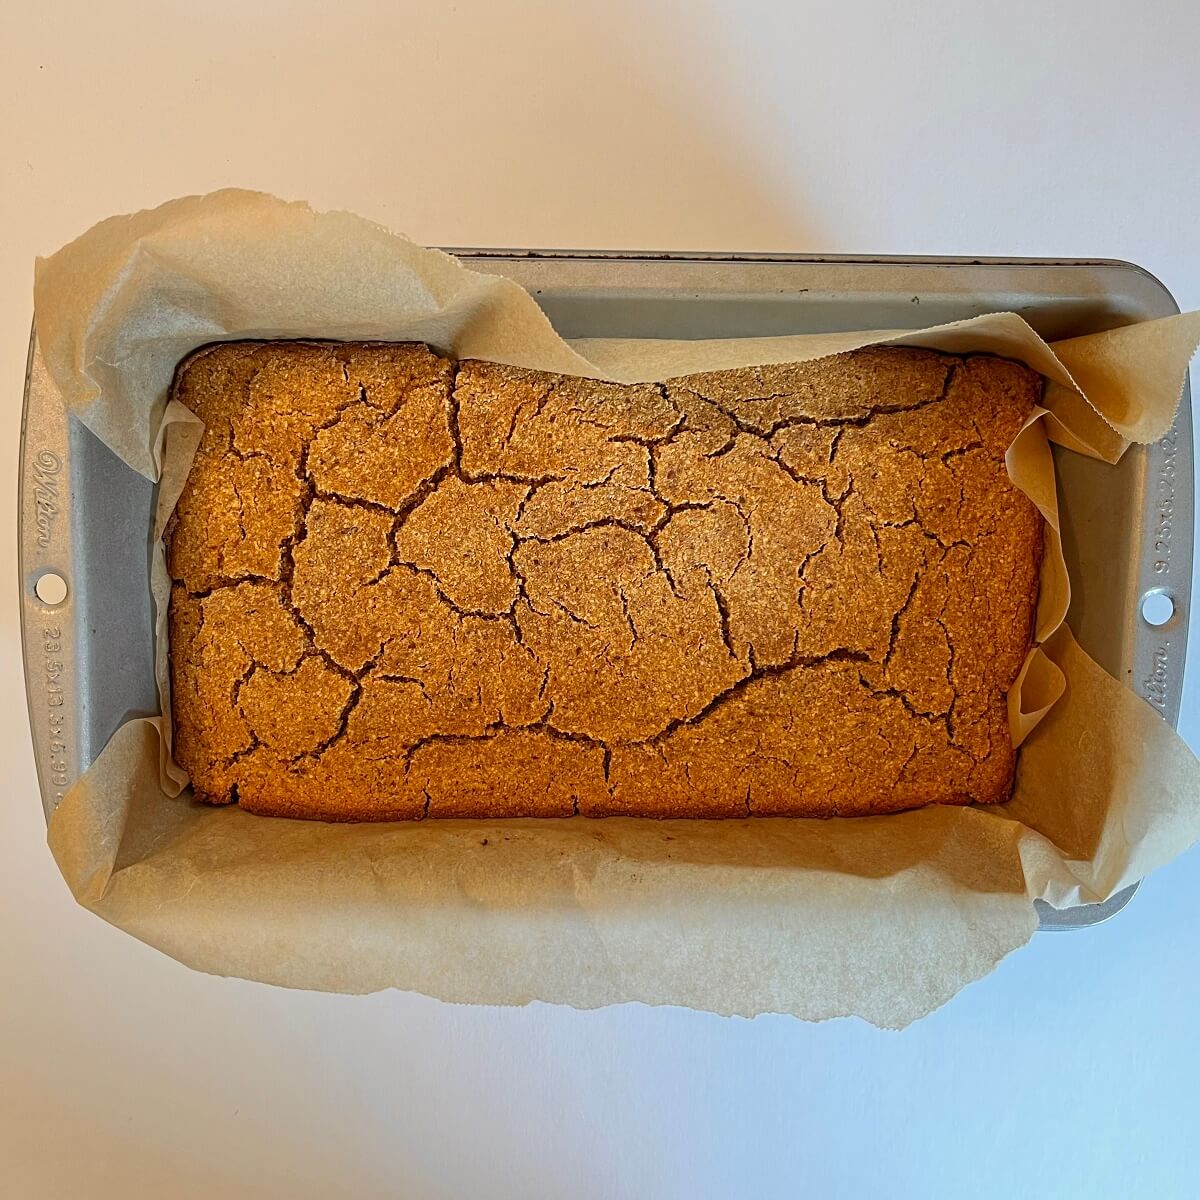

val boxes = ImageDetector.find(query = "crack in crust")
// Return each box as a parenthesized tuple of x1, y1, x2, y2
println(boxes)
(167, 342, 1044, 820)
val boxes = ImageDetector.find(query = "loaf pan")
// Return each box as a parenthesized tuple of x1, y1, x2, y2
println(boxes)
(19, 252, 1193, 931)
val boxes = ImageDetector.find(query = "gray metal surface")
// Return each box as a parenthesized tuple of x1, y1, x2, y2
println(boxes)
(19, 336, 158, 819)
(19, 252, 1193, 931)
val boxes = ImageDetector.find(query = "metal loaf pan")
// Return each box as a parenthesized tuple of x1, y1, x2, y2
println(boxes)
(19, 253, 1193, 931)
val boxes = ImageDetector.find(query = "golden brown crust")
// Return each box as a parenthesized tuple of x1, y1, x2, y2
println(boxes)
(167, 342, 1043, 820)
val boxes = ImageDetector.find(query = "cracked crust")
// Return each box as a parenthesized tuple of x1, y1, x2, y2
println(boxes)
(167, 341, 1043, 820)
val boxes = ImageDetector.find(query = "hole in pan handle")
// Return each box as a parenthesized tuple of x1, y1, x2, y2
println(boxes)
(1140, 589, 1176, 628)
(34, 571, 68, 606)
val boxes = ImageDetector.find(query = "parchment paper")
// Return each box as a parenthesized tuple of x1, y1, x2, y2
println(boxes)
(35, 190, 1200, 1028)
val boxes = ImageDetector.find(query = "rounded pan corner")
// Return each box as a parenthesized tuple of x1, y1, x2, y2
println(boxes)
(1086, 257, 1183, 319)
(1035, 881, 1140, 931)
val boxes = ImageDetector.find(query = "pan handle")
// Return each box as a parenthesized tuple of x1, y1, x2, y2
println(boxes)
(1131, 389, 1194, 731)
(18, 329, 83, 819)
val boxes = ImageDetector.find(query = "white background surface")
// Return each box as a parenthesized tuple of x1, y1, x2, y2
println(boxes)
(2, 3, 1199, 1196)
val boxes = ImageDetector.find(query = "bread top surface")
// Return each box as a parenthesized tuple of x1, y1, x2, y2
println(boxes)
(166, 341, 1042, 819)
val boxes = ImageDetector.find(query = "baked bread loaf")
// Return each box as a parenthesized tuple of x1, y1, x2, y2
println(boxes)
(166, 341, 1043, 820)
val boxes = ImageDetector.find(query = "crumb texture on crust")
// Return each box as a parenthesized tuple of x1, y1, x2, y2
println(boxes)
(166, 342, 1043, 820)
